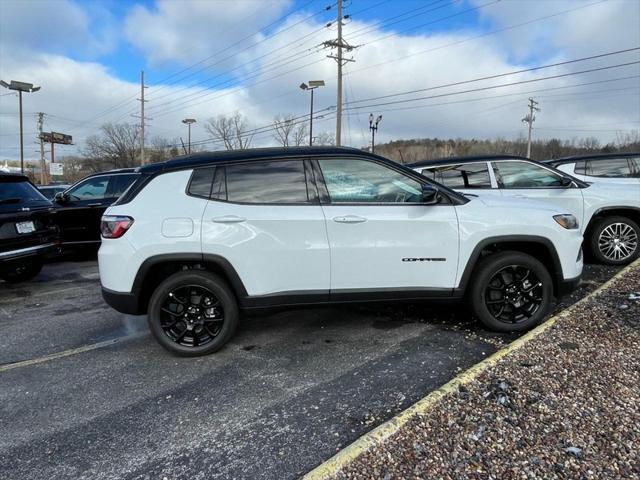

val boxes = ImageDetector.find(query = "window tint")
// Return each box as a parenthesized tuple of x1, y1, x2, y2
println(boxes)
(225, 160, 308, 204)
(67, 176, 109, 200)
(106, 174, 138, 198)
(586, 158, 631, 178)
(630, 157, 640, 177)
(429, 163, 491, 189)
(493, 161, 564, 188)
(188, 168, 215, 198)
(319, 159, 422, 203)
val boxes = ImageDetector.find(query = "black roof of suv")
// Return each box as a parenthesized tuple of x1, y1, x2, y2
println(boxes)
(545, 152, 640, 167)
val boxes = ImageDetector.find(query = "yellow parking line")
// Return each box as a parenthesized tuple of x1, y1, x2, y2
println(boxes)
(0, 332, 147, 373)
(303, 259, 640, 480)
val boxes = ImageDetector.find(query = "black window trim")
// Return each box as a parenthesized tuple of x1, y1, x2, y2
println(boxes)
(312, 156, 454, 206)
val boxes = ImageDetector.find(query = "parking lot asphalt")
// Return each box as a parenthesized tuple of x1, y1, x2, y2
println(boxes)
(0, 260, 622, 480)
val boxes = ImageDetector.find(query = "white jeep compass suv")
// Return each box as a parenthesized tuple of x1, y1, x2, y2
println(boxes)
(99, 147, 583, 356)
(412, 155, 640, 265)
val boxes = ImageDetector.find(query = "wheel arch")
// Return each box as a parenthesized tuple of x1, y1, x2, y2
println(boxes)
(132, 253, 248, 315)
(584, 206, 640, 237)
(456, 236, 564, 295)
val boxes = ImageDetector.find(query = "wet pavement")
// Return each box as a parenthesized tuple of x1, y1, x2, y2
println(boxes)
(0, 260, 621, 480)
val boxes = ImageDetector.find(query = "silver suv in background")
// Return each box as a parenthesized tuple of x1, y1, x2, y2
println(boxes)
(545, 152, 640, 186)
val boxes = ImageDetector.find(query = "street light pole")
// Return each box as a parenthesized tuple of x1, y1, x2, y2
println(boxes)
(369, 113, 382, 153)
(0, 80, 41, 174)
(182, 118, 196, 154)
(300, 80, 325, 146)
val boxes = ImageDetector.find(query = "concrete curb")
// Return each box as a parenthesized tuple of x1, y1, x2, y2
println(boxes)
(303, 259, 640, 480)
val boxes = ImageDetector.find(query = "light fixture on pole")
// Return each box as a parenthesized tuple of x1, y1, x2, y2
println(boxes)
(300, 80, 325, 146)
(0, 80, 41, 174)
(182, 118, 196, 154)
(369, 113, 382, 153)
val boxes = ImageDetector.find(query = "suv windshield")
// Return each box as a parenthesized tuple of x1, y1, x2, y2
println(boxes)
(0, 177, 51, 213)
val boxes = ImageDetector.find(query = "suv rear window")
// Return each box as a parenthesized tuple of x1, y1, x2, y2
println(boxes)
(224, 160, 309, 204)
(425, 163, 491, 189)
(0, 177, 50, 212)
(586, 158, 632, 177)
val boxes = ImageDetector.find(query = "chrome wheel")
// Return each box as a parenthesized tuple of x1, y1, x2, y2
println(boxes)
(484, 265, 544, 324)
(160, 285, 224, 347)
(598, 222, 638, 262)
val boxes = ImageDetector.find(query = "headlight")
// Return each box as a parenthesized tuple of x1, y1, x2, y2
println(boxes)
(553, 214, 579, 230)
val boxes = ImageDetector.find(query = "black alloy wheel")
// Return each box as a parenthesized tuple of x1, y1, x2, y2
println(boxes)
(468, 251, 553, 332)
(148, 270, 239, 356)
(160, 285, 224, 347)
(484, 265, 543, 324)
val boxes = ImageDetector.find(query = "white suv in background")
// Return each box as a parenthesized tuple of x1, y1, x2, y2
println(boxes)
(411, 155, 640, 265)
(546, 152, 640, 186)
(99, 147, 583, 356)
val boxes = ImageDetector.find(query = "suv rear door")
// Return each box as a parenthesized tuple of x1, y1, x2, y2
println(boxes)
(315, 157, 459, 295)
(200, 159, 330, 301)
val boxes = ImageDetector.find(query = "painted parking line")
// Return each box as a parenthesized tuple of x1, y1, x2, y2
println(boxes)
(0, 332, 148, 373)
(303, 259, 640, 480)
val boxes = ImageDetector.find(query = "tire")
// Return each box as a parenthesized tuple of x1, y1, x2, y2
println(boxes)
(467, 251, 554, 332)
(0, 260, 43, 283)
(147, 270, 239, 357)
(589, 216, 640, 265)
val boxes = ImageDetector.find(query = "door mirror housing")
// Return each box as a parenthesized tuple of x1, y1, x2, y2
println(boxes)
(421, 184, 440, 204)
(560, 176, 573, 187)
(54, 191, 68, 203)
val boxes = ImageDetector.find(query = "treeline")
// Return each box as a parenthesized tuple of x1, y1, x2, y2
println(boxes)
(375, 131, 640, 164)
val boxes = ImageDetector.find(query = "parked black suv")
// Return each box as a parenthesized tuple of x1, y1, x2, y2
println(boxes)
(0, 173, 59, 282)
(52, 169, 138, 250)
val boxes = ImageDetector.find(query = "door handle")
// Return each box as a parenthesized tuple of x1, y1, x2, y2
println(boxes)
(87, 203, 102, 207)
(333, 215, 367, 224)
(212, 215, 246, 223)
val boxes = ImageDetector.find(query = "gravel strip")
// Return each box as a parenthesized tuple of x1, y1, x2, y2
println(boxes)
(332, 264, 640, 480)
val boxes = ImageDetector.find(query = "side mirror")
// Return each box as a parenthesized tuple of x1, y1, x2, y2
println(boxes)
(421, 184, 440, 205)
(54, 191, 68, 203)
(560, 176, 573, 187)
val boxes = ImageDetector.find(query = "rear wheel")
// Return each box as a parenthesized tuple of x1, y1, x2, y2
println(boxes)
(147, 270, 239, 356)
(468, 251, 554, 332)
(589, 216, 639, 265)
(0, 260, 43, 283)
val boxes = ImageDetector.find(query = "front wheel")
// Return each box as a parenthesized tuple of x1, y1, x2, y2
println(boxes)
(147, 270, 239, 356)
(468, 251, 554, 332)
(589, 216, 639, 265)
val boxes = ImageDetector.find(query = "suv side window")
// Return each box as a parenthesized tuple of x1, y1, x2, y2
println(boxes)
(106, 174, 138, 198)
(188, 167, 215, 198)
(428, 163, 491, 189)
(493, 160, 564, 188)
(573, 160, 587, 175)
(586, 158, 631, 177)
(67, 176, 109, 201)
(225, 160, 309, 204)
(319, 158, 422, 203)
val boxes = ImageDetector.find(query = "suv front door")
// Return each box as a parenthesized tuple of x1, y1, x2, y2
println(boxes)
(316, 158, 459, 296)
(491, 159, 586, 228)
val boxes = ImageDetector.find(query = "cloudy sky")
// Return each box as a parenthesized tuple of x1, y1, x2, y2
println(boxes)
(1, 0, 639, 160)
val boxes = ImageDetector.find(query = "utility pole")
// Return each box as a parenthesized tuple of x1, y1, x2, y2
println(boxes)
(134, 70, 150, 165)
(37, 112, 45, 184)
(323, 0, 355, 146)
(522, 97, 540, 158)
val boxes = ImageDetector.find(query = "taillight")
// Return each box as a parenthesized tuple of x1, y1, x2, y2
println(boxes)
(101, 215, 134, 239)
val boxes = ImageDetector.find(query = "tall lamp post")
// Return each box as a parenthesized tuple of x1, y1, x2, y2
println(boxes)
(300, 80, 324, 146)
(182, 118, 196, 154)
(369, 113, 382, 153)
(0, 80, 41, 174)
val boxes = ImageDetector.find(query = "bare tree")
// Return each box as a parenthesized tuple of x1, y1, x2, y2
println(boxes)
(292, 123, 308, 147)
(272, 114, 295, 146)
(84, 123, 140, 171)
(204, 112, 253, 150)
(314, 131, 335, 146)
